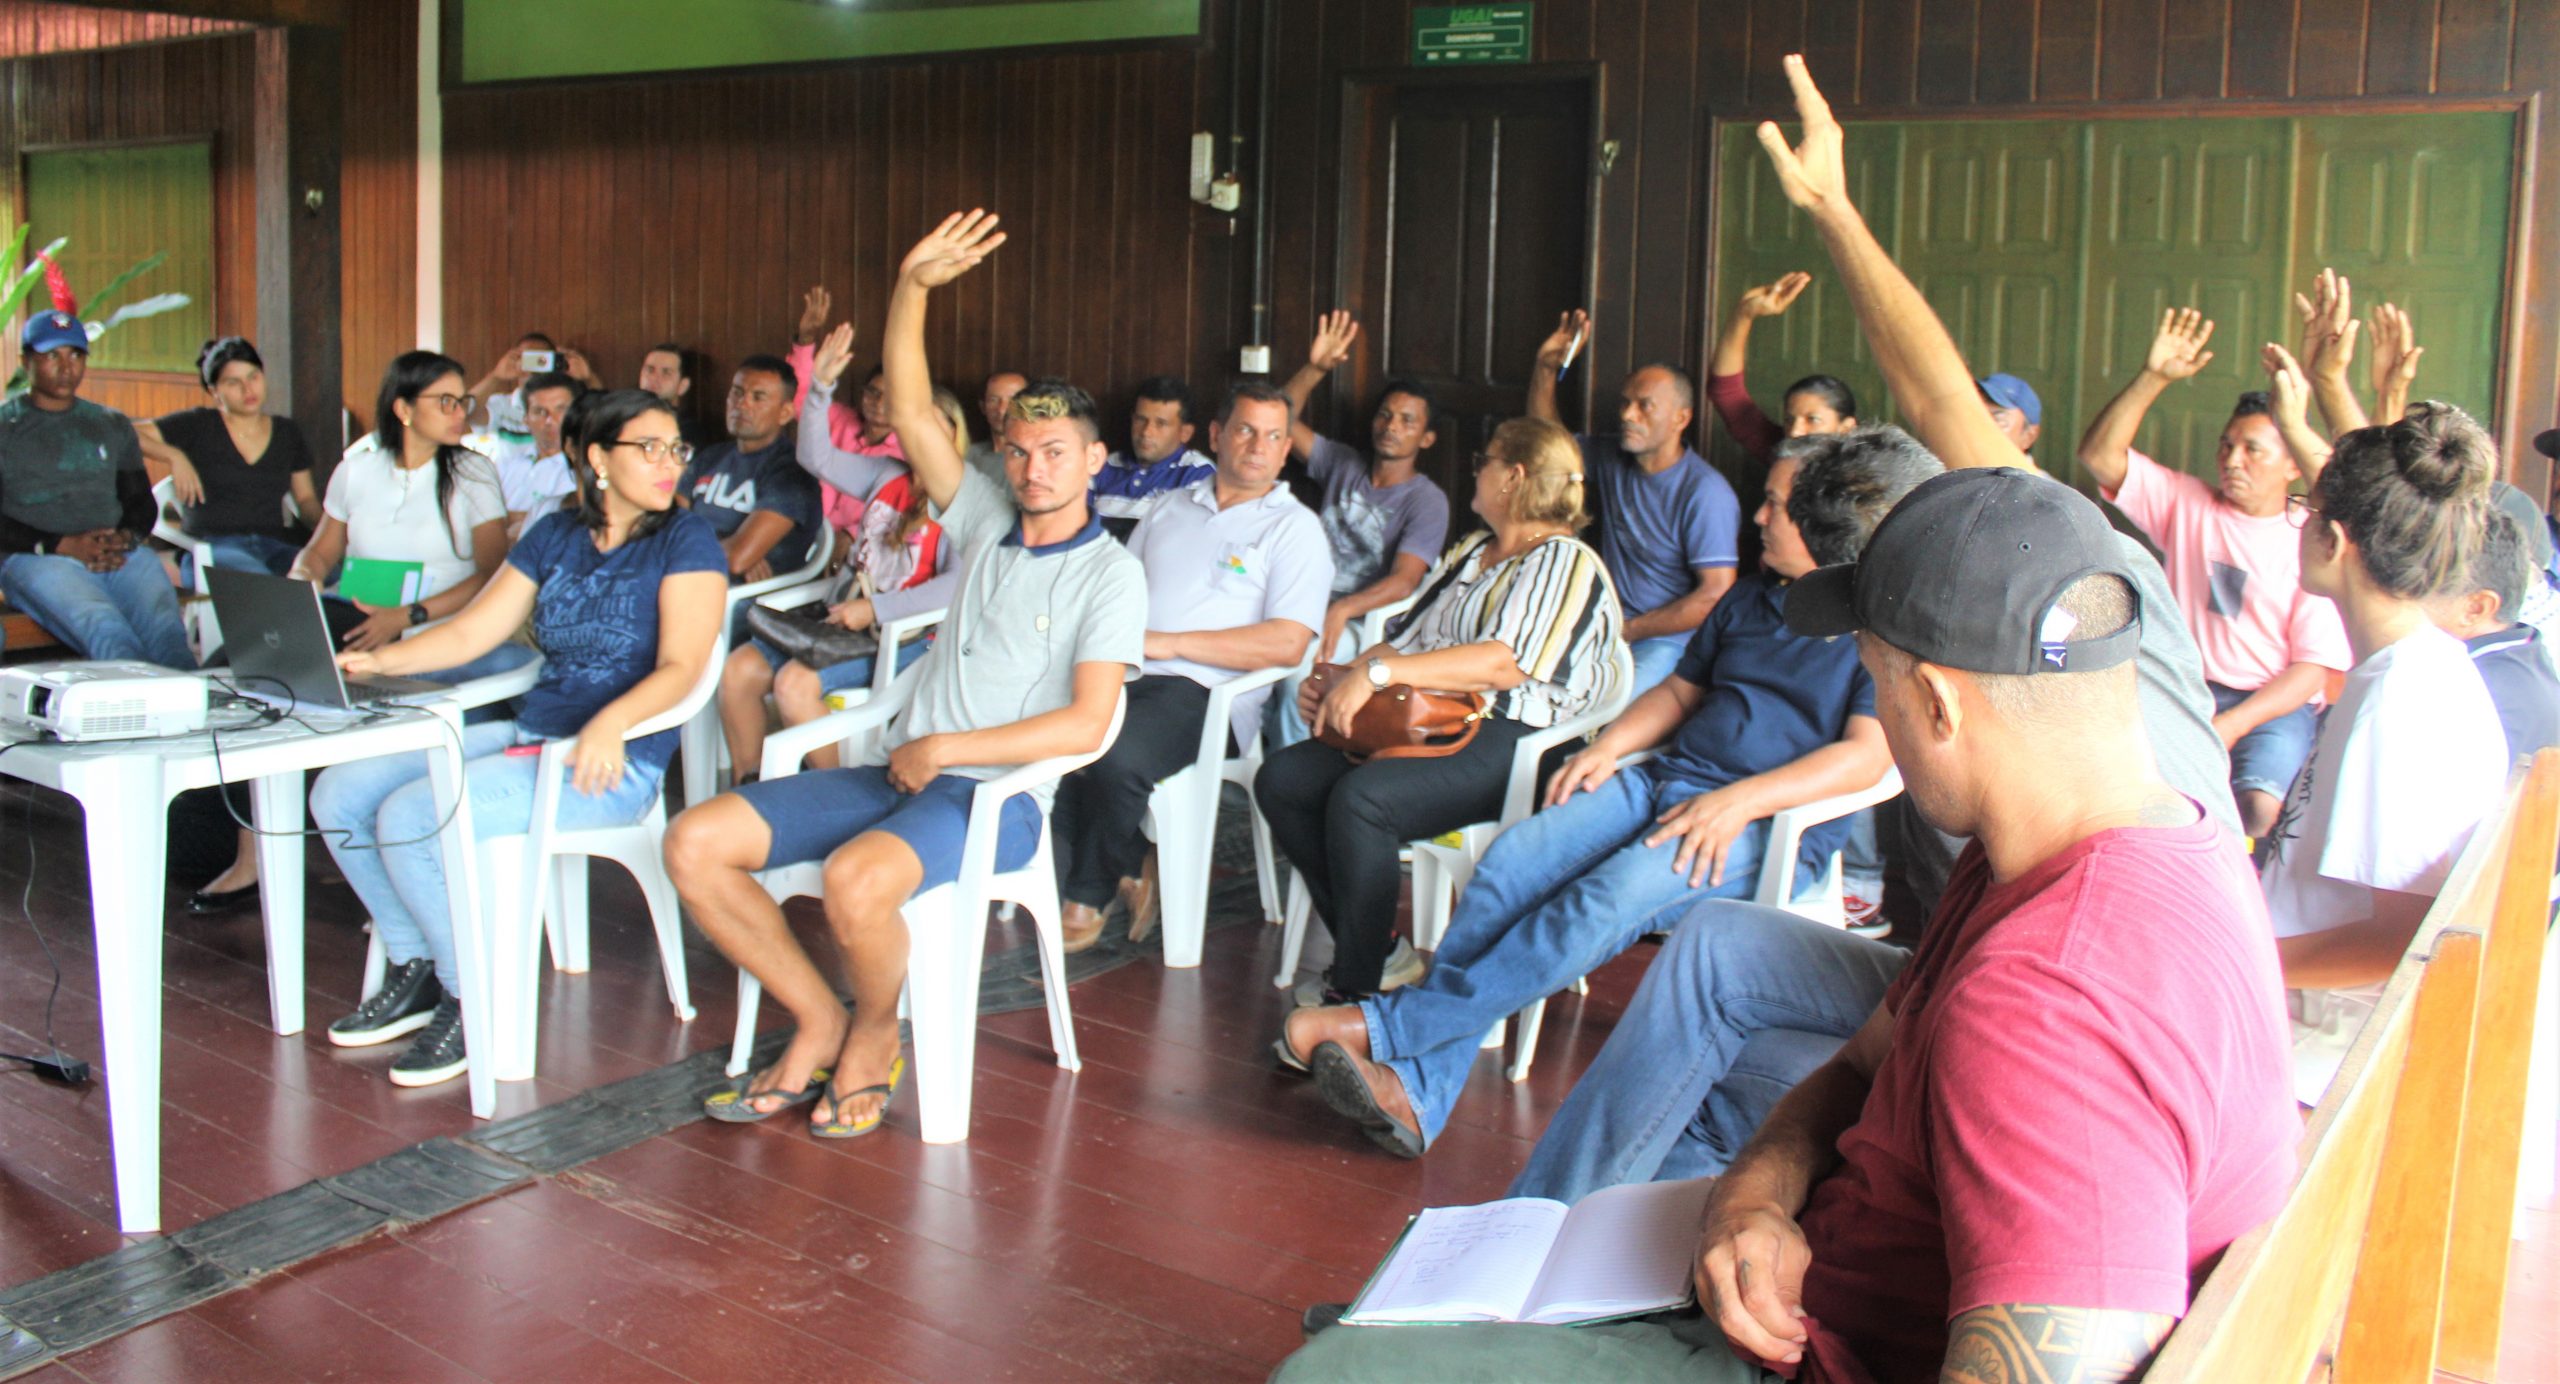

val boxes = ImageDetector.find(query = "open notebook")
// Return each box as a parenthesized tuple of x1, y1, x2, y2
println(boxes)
(1343, 1176, 1714, 1327)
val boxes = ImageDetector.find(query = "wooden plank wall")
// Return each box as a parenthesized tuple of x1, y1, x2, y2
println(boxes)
(338, 0, 415, 436)
(1252, 0, 2559, 490)
(0, 2, 244, 60)
(431, 8, 1238, 438)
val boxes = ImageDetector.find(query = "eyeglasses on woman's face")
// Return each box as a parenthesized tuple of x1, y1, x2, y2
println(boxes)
(418, 391, 476, 415)
(2284, 492, 2322, 529)
(606, 437, 695, 466)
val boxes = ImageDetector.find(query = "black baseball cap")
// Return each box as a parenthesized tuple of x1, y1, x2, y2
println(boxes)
(1785, 467, 2144, 675)
(2535, 427, 2559, 462)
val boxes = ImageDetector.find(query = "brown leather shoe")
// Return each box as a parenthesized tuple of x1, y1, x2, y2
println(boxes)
(1060, 901, 1107, 954)
(1275, 1003, 1367, 1074)
(1310, 1041, 1425, 1157)
(1121, 852, 1162, 945)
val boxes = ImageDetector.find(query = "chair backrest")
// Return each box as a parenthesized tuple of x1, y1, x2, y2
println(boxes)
(624, 627, 732, 741)
(2145, 748, 2556, 1383)
(1497, 637, 1638, 825)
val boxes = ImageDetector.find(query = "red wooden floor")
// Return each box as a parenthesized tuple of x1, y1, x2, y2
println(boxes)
(0, 778, 2553, 1382)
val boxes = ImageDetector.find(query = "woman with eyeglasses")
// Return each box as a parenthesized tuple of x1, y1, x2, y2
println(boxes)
(135, 336, 321, 578)
(287, 352, 527, 669)
(307, 389, 729, 1089)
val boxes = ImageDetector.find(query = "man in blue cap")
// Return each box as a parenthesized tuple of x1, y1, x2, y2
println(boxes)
(1977, 371, 2042, 455)
(0, 310, 193, 667)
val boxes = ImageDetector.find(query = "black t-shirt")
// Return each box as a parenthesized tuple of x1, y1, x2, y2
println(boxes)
(154, 407, 313, 541)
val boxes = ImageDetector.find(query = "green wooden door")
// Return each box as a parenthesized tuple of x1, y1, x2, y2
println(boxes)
(2291, 111, 2517, 425)
(21, 141, 215, 374)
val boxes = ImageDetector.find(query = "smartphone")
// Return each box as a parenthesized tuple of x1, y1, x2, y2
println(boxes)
(521, 349, 557, 373)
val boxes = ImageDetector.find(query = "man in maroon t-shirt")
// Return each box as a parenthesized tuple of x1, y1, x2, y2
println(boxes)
(1275, 465, 2297, 1383)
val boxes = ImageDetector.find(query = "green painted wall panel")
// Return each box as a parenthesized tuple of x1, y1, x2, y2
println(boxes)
(22, 141, 214, 375)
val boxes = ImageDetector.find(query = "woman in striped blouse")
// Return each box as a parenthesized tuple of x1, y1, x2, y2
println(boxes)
(1256, 416, 1624, 1002)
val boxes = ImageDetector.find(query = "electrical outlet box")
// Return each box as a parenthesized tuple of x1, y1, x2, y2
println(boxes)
(1189, 131, 1216, 202)
(1239, 344, 1272, 374)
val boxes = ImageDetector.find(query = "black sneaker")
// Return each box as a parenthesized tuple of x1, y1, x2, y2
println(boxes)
(327, 958, 443, 1048)
(388, 997, 468, 1088)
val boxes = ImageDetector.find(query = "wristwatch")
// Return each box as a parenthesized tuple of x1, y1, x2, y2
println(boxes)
(1365, 659, 1393, 691)
(408, 602, 431, 627)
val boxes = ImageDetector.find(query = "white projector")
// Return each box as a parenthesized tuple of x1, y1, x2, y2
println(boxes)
(0, 661, 209, 742)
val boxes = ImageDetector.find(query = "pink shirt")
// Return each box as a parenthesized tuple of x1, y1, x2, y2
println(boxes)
(784, 341, 906, 533)
(2107, 450, 2350, 692)
(1792, 816, 2297, 1383)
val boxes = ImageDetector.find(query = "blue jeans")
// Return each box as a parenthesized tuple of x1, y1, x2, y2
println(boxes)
(1508, 899, 1909, 1203)
(310, 718, 667, 991)
(182, 531, 302, 583)
(2210, 681, 2320, 800)
(1627, 634, 1688, 697)
(1359, 765, 1776, 1146)
(0, 548, 194, 669)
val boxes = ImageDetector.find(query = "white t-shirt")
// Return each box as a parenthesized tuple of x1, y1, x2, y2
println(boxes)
(2260, 624, 2505, 1103)
(498, 450, 577, 521)
(325, 435, 507, 600)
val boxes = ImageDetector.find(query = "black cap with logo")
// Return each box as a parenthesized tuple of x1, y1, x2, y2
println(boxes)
(1784, 467, 2144, 675)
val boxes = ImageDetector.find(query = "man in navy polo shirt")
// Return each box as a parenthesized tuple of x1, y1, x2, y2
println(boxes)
(1278, 427, 1935, 1158)
(680, 353, 822, 586)
(1089, 374, 1217, 542)
(1526, 315, 1741, 695)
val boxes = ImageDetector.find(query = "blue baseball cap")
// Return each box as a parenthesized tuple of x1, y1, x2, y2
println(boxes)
(21, 310, 88, 356)
(1977, 372, 2041, 428)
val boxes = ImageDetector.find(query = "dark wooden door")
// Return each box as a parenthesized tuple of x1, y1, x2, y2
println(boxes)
(1335, 71, 1596, 524)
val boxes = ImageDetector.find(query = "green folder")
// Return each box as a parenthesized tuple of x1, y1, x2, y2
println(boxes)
(339, 556, 425, 608)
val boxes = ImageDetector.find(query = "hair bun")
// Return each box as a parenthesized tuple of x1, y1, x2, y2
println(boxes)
(2391, 401, 2494, 503)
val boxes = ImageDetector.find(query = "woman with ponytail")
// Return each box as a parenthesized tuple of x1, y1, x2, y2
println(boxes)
(2257, 366, 2510, 1105)
(306, 389, 728, 1090)
(136, 336, 320, 577)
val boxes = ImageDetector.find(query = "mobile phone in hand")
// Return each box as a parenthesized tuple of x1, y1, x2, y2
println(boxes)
(521, 349, 557, 373)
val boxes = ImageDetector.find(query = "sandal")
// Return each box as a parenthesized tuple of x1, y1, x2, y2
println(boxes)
(811, 1055, 907, 1139)
(701, 1065, 831, 1123)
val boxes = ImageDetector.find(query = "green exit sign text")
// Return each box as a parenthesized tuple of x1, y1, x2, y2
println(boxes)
(1414, 4, 1532, 65)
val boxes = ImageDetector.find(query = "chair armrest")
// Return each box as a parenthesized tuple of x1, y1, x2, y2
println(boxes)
(149, 479, 214, 587)
(443, 655, 545, 711)
(1751, 766, 1902, 909)
(1349, 592, 1421, 652)
(870, 606, 947, 698)
(760, 663, 923, 780)
(953, 689, 1128, 886)
(724, 526, 837, 607)
(1198, 648, 1310, 764)
(753, 577, 835, 612)
(1499, 640, 1638, 824)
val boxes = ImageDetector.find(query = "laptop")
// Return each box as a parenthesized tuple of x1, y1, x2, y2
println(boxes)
(205, 568, 454, 710)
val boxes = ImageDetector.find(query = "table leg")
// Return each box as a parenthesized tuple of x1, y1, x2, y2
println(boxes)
(422, 705, 495, 1119)
(85, 764, 167, 1234)
(250, 771, 307, 1035)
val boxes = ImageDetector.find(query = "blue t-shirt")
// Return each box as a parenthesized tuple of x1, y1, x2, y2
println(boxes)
(1648, 571, 1877, 876)
(1577, 436, 1739, 621)
(681, 431, 822, 575)
(507, 510, 729, 768)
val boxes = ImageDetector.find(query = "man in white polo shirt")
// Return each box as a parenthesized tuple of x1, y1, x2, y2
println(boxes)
(1053, 381, 1334, 951)
(665, 210, 1145, 1140)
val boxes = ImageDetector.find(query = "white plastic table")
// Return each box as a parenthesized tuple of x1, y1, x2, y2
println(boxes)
(0, 701, 491, 1233)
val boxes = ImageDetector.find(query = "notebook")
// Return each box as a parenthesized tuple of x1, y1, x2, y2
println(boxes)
(1342, 1176, 1714, 1327)
(339, 556, 425, 607)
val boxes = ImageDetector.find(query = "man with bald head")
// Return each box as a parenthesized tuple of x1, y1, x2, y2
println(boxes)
(1529, 318, 1740, 693)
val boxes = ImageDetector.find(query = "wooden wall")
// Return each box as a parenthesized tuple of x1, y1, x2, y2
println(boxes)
(432, 11, 1237, 437)
(0, 2, 243, 59)
(0, 27, 258, 421)
(338, 0, 415, 436)
(1253, 0, 2559, 489)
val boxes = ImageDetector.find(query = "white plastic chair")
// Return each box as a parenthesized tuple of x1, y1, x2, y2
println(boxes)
(151, 477, 221, 659)
(1272, 640, 1637, 991)
(678, 524, 837, 809)
(1142, 649, 1308, 968)
(723, 671, 1127, 1144)
(357, 643, 722, 1083)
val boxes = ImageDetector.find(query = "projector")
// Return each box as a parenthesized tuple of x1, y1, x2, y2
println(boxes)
(0, 661, 208, 742)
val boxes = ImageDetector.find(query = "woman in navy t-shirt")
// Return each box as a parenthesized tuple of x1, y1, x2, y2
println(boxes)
(308, 390, 728, 1090)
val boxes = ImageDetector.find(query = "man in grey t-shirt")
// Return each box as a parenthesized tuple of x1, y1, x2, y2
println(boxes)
(667, 211, 1142, 1139)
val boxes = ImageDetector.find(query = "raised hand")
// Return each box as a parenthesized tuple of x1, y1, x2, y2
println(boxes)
(560, 347, 597, 385)
(1534, 309, 1590, 371)
(1739, 272, 1812, 319)
(1308, 309, 1361, 372)
(2260, 342, 2313, 429)
(812, 322, 858, 390)
(899, 210, 1006, 289)
(2144, 307, 2216, 382)
(796, 286, 833, 346)
(2293, 268, 2358, 381)
(1755, 56, 1849, 215)
(2367, 302, 2422, 419)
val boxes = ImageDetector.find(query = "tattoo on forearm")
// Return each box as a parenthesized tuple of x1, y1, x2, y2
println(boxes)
(1941, 1304, 2175, 1384)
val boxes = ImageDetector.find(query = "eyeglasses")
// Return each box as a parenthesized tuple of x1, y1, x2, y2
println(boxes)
(606, 438, 695, 465)
(1470, 451, 1510, 473)
(2284, 493, 2321, 529)
(419, 392, 476, 415)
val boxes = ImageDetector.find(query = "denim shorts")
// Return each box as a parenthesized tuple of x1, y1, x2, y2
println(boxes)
(2211, 682, 2320, 799)
(732, 764, 1039, 891)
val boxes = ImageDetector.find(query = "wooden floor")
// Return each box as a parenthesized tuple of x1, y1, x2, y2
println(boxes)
(0, 777, 2554, 1382)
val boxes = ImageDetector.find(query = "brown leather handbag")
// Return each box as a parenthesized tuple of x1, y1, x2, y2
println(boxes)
(1306, 663, 1489, 762)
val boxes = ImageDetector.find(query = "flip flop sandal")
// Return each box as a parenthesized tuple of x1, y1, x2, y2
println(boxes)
(1310, 1042, 1425, 1159)
(812, 1055, 907, 1139)
(701, 1066, 832, 1123)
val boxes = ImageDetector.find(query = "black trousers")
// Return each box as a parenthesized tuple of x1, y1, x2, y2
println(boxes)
(1053, 674, 1225, 908)
(1253, 719, 1534, 995)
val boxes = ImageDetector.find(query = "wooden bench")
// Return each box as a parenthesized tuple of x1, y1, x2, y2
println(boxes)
(2148, 747, 2557, 1383)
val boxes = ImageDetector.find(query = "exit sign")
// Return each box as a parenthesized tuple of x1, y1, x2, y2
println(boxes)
(1414, 5, 1532, 65)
